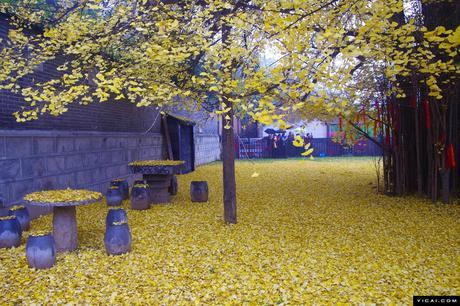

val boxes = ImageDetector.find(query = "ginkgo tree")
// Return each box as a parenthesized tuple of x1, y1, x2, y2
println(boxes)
(0, 0, 457, 222)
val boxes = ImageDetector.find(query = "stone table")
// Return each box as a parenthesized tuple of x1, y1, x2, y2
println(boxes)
(24, 190, 102, 252)
(129, 160, 184, 204)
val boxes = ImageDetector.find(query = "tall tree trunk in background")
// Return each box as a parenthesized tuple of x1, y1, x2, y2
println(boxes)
(221, 24, 237, 224)
(422, 0, 460, 202)
(411, 72, 423, 195)
(221, 103, 237, 223)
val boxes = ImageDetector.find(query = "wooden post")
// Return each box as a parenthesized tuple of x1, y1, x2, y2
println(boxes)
(177, 123, 182, 160)
(161, 115, 174, 160)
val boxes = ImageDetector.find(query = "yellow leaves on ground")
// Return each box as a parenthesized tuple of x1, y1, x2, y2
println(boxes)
(1, 159, 459, 304)
(23, 189, 102, 204)
(128, 160, 185, 167)
(9, 205, 26, 211)
(0, 215, 16, 221)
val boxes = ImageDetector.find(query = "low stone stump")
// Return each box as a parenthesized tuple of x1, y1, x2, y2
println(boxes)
(26, 233, 56, 269)
(9, 205, 30, 231)
(104, 221, 132, 256)
(111, 179, 129, 200)
(131, 185, 150, 210)
(190, 181, 209, 202)
(0, 216, 22, 248)
(106, 187, 123, 206)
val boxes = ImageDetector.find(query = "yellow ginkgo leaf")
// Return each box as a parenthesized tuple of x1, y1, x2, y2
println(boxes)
(301, 148, 314, 156)
(293, 135, 304, 147)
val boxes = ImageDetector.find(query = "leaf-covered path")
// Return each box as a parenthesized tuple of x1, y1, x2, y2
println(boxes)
(1, 158, 459, 304)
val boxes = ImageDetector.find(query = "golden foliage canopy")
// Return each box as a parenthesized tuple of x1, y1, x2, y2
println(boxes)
(0, 0, 458, 127)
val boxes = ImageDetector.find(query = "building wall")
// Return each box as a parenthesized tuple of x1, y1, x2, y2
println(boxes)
(300, 119, 328, 138)
(263, 119, 328, 138)
(195, 134, 221, 166)
(0, 15, 221, 217)
(0, 130, 221, 216)
(0, 130, 164, 216)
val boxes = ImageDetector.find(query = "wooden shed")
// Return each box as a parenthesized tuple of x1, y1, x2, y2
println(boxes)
(161, 113, 196, 174)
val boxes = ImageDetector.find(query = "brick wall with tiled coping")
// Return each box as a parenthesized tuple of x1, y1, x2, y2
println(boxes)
(0, 130, 221, 218)
(0, 130, 163, 217)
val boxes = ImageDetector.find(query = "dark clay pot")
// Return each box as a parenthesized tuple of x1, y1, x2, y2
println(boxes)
(106, 187, 123, 206)
(104, 222, 132, 255)
(190, 181, 209, 202)
(106, 208, 128, 227)
(111, 180, 129, 200)
(130, 186, 150, 210)
(26, 234, 56, 269)
(9, 206, 30, 231)
(0, 216, 22, 248)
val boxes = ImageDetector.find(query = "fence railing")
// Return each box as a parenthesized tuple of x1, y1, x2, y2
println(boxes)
(236, 137, 382, 159)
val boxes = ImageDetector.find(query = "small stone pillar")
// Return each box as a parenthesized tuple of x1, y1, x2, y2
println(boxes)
(53, 206, 77, 252)
(169, 176, 178, 195)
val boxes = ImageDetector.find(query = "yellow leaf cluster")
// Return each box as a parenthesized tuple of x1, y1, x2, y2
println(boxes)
(128, 160, 185, 167)
(23, 189, 102, 204)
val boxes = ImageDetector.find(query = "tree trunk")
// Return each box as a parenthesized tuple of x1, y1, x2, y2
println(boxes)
(221, 24, 237, 224)
(414, 97, 423, 195)
(222, 106, 237, 223)
(440, 169, 450, 204)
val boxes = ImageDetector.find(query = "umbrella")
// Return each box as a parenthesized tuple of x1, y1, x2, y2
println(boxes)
(264, 128, 277, 134)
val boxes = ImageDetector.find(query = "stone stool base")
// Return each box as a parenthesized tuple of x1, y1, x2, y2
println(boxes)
(53, 206, 77, 252)
(169, 176, 178, 195)
(144, 174, 173, 204)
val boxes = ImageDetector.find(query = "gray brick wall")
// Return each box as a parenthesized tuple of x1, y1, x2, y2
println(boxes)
(0, 130, 221, 216)
(195, 134, 221, 166)
(0, 130, 164, 217)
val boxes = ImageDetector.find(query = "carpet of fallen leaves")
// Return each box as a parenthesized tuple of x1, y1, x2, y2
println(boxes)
(1, 158, 459, 304)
